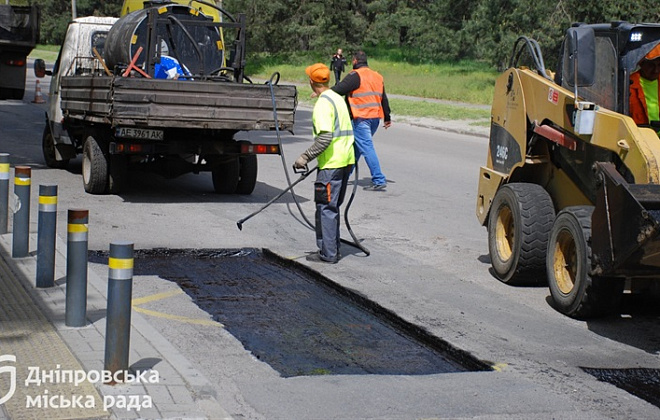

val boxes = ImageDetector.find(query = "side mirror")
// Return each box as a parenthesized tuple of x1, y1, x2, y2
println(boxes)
(566, 27, 596, 87)
(33, 59, 52, 78)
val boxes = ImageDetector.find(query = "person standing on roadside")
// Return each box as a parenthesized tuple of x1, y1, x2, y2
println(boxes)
(331, 48, 347, 85)
(294, 63, 355, 264)
(332, 50, 390, 191)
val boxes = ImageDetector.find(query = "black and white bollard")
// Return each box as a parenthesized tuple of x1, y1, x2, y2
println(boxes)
(104, 241, 134, 382)
(36, 185, 58, 288)
(12, 166, 31, 258)
(0, 153, 9, 234)
(65, 209, 89, 327)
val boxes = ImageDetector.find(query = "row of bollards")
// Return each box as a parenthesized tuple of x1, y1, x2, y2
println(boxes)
(0, 159, 134, 381)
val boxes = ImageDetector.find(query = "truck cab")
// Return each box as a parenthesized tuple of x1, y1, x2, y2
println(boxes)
(0, 4, 39, 99)
(36, 17, 118, 167)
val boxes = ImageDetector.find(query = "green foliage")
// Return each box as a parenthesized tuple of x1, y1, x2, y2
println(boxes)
(35, 0, 121, 45)
(30, 0, 660, 69)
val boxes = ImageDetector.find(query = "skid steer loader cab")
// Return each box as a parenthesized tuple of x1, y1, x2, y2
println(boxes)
(477, 22, 660, 319)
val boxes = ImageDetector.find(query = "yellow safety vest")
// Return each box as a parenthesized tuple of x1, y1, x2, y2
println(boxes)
(313, 90, 355, 169)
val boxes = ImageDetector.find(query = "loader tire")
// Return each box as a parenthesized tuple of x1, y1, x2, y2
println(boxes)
(82, 135, 108, 194)
(235, 155, 258, 195)
(212, 158, 240, 194)
(547, 206, 624, 318)
(488, 183, 555, 285)
(42, 126, 69, 169)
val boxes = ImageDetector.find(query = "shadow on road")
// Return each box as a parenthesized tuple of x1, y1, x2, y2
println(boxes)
(585, 294, 660, 355)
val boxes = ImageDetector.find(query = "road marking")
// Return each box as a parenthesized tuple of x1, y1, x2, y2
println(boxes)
(133, 306, 223, 327)
(492, 363, 508, 372)
(132, 289, 223, 327)
(132, 289, 184, 305)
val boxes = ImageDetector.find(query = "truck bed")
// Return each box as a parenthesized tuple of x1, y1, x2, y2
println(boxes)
(60, 76, 297, 131)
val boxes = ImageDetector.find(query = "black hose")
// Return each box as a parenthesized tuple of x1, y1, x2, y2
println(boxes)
(342, 163, 371, 255)
(266, 73, 315, 229)
(266, 73, 369, 256)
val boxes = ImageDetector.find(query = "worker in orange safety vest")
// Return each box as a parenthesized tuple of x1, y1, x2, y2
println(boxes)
(630, 43, 660, 126)
(332, 51, 391, 191)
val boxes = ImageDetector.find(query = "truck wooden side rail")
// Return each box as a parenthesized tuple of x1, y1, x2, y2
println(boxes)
(60, 76, 297, 131)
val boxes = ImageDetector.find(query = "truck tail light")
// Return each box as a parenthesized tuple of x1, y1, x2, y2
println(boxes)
(113, 143, 143, 154)
(240, 144, 280, 154)
(3, 58, 25, 67)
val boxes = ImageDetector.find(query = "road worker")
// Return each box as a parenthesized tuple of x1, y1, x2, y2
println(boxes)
(332, 51, 391, 191)
(630, 43, 660, 126)
(294, 63, 355, 264)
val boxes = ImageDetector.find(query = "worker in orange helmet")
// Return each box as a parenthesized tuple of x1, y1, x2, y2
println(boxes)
(630, 43, 660, 126)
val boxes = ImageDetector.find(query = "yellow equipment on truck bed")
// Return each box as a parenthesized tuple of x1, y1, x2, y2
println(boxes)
(476, 22, 660, 318)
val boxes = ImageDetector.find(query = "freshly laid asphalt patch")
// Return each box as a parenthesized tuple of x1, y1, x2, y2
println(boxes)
(90, 248, 490, 377)
(582, 367, 660, 409)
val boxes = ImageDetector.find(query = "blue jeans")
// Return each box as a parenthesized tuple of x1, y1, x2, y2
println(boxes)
(352, 118, 387, 186)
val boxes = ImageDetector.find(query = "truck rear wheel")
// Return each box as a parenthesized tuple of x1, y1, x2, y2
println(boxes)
(42, 126, 69, 169)
(212, 158, 240, 194)
(235, 155, 258, 195)
(82, 135, 108, 194)
(547, 206, 624, 318)
(487, 183, 555, 285)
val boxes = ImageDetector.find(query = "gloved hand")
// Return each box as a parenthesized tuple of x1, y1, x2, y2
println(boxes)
(294, 154, 309, 169)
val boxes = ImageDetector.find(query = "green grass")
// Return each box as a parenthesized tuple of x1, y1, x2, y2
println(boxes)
(28, 45, 60, 62)
(249, 58, 497, 105)
(388, 98, 490, 121)
(249, 56, 497, 121)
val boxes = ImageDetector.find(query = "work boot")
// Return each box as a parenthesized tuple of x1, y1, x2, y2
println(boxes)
(306, 252, 338, 264)
(363, 183, 386, 191)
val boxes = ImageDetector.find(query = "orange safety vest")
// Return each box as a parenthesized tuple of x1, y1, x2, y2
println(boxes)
(348, 67, 385, 119)
(630, 71, 660, 125)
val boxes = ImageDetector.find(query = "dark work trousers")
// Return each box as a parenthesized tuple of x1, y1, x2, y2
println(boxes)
(334, 69, 342, 85)
(315, 165, 351, 262)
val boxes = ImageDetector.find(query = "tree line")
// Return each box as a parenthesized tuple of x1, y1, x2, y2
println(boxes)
(31, 0, 660, 69)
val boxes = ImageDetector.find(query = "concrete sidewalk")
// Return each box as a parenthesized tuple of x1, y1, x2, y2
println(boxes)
(0, 232, 232, 419)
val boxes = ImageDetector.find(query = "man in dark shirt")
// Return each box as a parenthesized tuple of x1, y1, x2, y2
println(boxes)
(330, 48, 347, 85)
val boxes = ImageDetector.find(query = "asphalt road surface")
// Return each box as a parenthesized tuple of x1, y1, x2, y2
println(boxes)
(1, 73, 659, 419)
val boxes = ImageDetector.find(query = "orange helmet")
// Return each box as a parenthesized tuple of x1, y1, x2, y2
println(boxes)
(644, 43, 660, 61)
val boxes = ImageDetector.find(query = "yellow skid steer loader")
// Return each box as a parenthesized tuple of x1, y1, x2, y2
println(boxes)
(477, 22, 660, 318)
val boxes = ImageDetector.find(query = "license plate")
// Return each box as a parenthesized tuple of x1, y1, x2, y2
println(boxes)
(115, 127, 164, 141)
